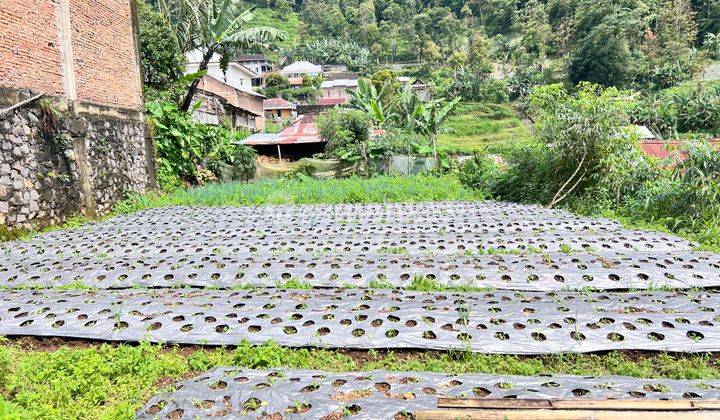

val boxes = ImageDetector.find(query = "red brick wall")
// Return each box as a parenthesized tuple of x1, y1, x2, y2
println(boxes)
(0, 0, 142, 110)
(69, 0, 142, 109)
(0, 0, 64, 96)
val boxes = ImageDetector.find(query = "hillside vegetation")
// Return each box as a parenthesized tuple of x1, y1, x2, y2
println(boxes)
(438, 102, 532, 154)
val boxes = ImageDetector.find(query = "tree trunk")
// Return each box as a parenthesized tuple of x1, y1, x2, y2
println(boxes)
(549, 151, 586, 208)
(180, 48, 216, 112)
(431, 134, 438, 169)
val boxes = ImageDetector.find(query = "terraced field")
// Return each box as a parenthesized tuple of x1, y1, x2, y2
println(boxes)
(2, 201, 720, 418)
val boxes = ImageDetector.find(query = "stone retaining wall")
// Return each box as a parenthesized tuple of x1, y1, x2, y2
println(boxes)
(0, 89, 155, 229)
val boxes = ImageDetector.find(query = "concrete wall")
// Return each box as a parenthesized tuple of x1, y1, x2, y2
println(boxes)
(0, 0, 153, 229)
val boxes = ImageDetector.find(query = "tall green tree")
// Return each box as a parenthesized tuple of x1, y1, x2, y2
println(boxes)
(136, 0, 185, 93)
(530, 83, 633, 207)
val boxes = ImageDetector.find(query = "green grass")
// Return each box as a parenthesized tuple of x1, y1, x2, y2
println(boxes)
(113, 175, 482, 214)
(1, 340, 719, 418)
(438, 102, 533, 154)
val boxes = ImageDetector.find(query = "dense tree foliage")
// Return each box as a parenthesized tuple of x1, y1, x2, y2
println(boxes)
(136, 0, 186, 94)
(252, 0, 720, 92)
(284, 39, 371, 71)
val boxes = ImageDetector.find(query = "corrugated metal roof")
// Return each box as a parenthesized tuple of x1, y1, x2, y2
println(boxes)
(640, 140, 720, 163)
(241, 115, 323, 145)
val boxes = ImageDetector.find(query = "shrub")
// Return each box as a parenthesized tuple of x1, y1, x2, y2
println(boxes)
(489, 142, 560, 204)
(630, 82, 720, 137)
(528, 83, 634, 207)
(458, 154, 501, 192)
(146, 102, 256, 189)
(317, 108, 371, 161)
(437, 67, 509, 103)
(225, 142, 257, 182)
(671, 84, 720, 134)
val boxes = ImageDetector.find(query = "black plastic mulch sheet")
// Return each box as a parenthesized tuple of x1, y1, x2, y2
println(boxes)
(0, 202, 709, 291)
(3, 289, 719, 353)
(137, 368, 720, 419)
(2, 250, 718, 290)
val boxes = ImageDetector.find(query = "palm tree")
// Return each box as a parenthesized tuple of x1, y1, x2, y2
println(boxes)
(159, 0, 285, 111)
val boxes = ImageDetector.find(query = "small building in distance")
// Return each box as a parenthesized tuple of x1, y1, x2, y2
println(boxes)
(398, 76, 431, 100)
(192, 75, 265, 131)
(264, 98, 297, 120)
(234, 54, 274, 87)
(280, 61, 323, 78)
(241, 115, 325, 160)
(640, 139, 720, 166)
(185, 50, 257, 90)
(320, 78, 358, 103)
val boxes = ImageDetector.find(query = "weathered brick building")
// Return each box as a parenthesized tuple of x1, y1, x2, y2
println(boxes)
(0, 0, 155, 228)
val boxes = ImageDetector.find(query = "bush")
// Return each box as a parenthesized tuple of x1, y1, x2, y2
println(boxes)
(528, 83, 634, 206)
(630, 82, 720, 137)
(437, 67, 510, 102)
(458, 154, 501, 191)
(490, 143, 561, 204)
(230, 143, 257, 182)
(146, 102, 256, 189)
(317, 108, 371, 161)
(671, 83, 720, 134)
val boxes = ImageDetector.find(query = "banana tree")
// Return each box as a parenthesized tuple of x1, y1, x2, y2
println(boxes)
(159, 0, 285, 111)
(347, 78, 396, 125)
(413, 97, 460, 164)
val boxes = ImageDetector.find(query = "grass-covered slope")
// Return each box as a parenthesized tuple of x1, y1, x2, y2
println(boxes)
(438, 102, 533, 154)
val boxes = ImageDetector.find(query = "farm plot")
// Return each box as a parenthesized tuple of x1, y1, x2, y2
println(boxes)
(2, 288, 719, 353)
(138, 368, 720, 419)
(2, 200, 719, 418)
(0, 202, 710, 291)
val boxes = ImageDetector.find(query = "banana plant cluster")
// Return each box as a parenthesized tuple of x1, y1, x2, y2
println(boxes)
(347, 79, 460, 162)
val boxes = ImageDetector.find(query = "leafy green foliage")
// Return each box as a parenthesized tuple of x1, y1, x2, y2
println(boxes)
(626, 140, 720, 235)
(284, 38, 371, 72)
(529, 83, 634, 206)
(347, 79, 394, 126)
(146, 102, 256, 189)
(458, 154, 501, 191)
(437, 67, 509, 103)
(316, 108, 371, 162)
(136, 0, 185, 93)
(569, 24, 636, 87)
(705, 33, 720, 59)
(259, 73, 322, 102)
(629, 82, 720, 137)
